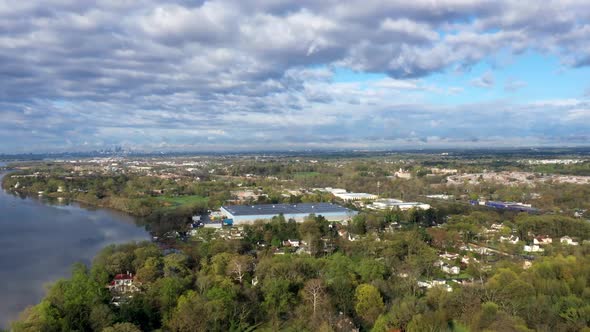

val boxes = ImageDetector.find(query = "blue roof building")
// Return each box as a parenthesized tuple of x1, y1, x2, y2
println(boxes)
(220, 203, 356, 224)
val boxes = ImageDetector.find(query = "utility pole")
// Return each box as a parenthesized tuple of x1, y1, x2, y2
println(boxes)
(377, 181, 380, 197)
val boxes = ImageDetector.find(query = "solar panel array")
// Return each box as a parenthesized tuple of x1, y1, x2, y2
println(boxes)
(222, 203, 352, 216)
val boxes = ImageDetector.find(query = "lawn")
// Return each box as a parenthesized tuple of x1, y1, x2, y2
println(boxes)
(157, 195, 209, 209)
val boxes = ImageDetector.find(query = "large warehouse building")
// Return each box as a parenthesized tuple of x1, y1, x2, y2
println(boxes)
(220, 203, 356, 225)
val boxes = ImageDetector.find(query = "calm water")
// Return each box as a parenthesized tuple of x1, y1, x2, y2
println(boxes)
(0, 171, 150, 328)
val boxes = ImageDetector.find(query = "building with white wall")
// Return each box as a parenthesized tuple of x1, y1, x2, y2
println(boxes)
(368, 198, 431, 211)
(220, 203, 356, 225)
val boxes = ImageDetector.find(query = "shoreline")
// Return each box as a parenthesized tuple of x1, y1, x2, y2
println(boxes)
(0, 174, 150, 329)
(1, 174, 150, 218)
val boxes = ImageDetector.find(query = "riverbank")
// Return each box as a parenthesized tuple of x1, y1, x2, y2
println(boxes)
(1, 172, 207, 238)
(0, 172, 150, 328)
(1, 174, 156, 217)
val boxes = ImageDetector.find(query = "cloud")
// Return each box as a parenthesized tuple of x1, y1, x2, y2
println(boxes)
(504, 79, 528, 92)
(470, 71, 495, 88)
(1, 1, 590, 152)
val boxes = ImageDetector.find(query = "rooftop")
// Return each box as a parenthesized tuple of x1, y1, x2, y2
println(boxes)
(222, 203, 353, 216)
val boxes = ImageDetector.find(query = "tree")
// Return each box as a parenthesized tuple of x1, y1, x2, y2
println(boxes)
(355, 284, 385, 325)
(102, 322, 142, 332)
(262, 278, 294, 324)
(135, 257, 163, 283)
(163, 253, 191, 278)
(226, 255, 254, 284)
(355, 258, 386, 283)
(11, 300, 61, 332)
(299, 217, 323, 256)
(47, 263, 105, 331)
(89, 304, 115, 332)
(153, 277, 189, 320)
(302, 278, 328, 318)
(166, 291, 209, 332)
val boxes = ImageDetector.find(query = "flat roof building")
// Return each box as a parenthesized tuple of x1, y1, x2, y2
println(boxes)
(368, 198, 431, 211)
(220, 203, 356, 224)
(334, 192, 379, 201)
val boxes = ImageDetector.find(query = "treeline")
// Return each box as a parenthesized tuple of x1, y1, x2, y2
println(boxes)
(1, 172, 223, 233)
(11, 214, 590, 331)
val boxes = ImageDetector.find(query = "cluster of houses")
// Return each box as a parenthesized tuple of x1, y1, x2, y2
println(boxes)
(434, 251, 482, 277)
(480, 222, 582, 254)
(524, 235, 580, 252)
(417, 280, 453, 292)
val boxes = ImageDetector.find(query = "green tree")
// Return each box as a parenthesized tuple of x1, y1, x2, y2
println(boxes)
(166, 291, 209, 332)
(89, 304, 115, 332)
(102, 322, 142, 332)
(355, 283, 385, 326)
(262, 278, 294, 324)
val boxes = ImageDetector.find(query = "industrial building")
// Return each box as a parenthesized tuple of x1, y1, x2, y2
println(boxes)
(368, 198, 431, 211)
(314, 187, 378, 201)
(469, 200, 538, 213)
(220, 203, 356, 224)
(334, 192, 379, 201)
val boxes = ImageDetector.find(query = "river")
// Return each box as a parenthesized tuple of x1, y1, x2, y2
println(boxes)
(0, 169, 150, 328)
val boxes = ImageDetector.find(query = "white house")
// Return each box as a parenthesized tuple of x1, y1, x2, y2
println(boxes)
(560, 236, 579, 246)
(107, 273, 141, 296)
(394, 168, 412, 179)
(418, 280, 452, 292)
(524, 245, 544, 253)
(499, 235, 519, 244)
(533, 236, 552, 245)
(442, 265, 460, 275)
(283, 239, 301, 247)
(439, 252, 460, 260)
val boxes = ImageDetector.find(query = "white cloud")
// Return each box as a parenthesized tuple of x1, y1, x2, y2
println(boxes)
(1, 0, 590, 152)
(470, 71, 495, 88)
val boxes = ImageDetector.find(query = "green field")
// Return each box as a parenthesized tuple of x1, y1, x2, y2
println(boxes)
(157, 195, 208, 209)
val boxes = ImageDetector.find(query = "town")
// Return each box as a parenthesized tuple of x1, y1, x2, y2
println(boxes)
(4, 150, 590, 331)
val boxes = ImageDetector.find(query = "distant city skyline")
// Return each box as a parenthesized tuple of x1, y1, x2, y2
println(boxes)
(1, 1, 590, 153)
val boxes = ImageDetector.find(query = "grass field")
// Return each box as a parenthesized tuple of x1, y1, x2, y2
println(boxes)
(157, 195, 209, 209)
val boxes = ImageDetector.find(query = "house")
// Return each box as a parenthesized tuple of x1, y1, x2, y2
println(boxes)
(394, 168, 412, 179)
(524, 245, 544, 253)
(348, 233, 360, 242)
(439, 252, 459, 260)
(491, 223, 504, 231)
(533, 236, 552, 245)
(417, 280, 452, 292)
(560, 236, 579, 246)
(461, 256, 479, 265)
(441, 265, 460, 275)
(499, 235, 519, 244)
(282, 239, 301, 247)
(107, 273, 141, 306)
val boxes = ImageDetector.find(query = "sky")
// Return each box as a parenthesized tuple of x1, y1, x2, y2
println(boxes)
(1, 0, 590, 153)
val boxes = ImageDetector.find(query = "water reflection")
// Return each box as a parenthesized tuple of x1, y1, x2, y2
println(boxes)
(0, 172, 149, 328)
